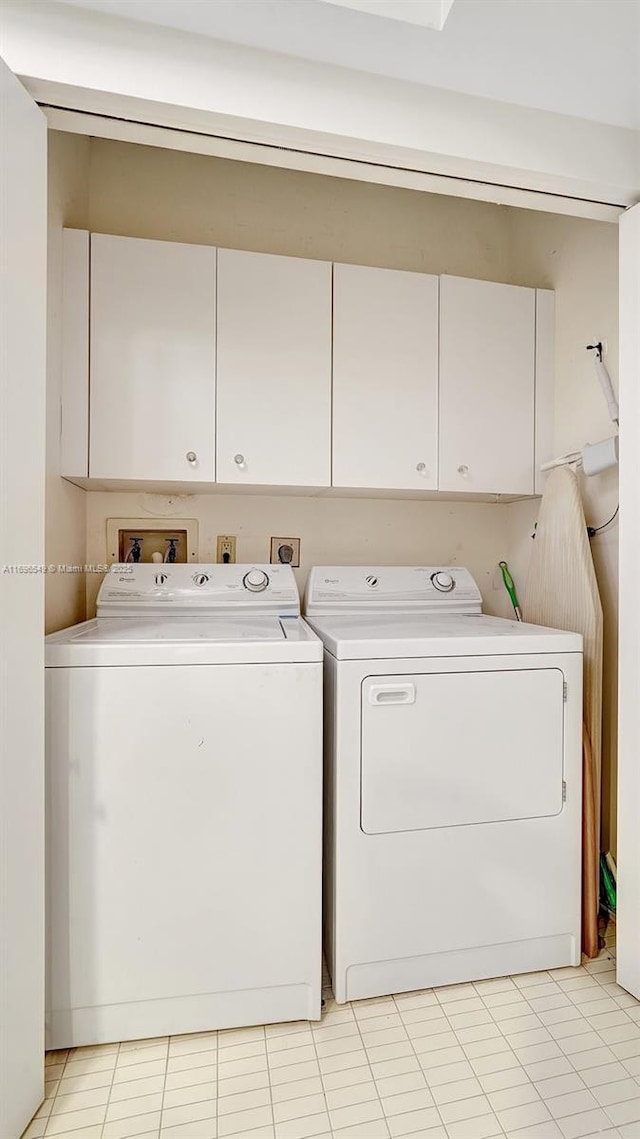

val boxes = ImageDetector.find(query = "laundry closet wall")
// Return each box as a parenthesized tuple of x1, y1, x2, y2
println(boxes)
(45, 131, 89, 633)
(46, 131, 618, 848)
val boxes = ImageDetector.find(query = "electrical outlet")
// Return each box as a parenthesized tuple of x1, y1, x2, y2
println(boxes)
(216, 535, 236, 564)
(270, 537, 301, 568)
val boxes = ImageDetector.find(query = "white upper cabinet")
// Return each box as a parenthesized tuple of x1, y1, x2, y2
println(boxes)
(333, 265, 439, 491)
(62, 234, 551, 497)
(216, 249, 332, 487)
(439, 276, 536, 495)
(89, 234, 216, 482)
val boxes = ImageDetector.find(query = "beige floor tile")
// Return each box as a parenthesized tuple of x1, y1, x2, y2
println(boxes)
(333, 1120, 390, 1139)
(217, 1087, 271, 1117)
(160, 1120, 215, 1139)
(273, 1111, 331, 1139)
(160, 1093, 217, 1129)
(44, 1104, 108, 1135)
(271, 1077, 324, 1104)
(105, 1094, 163, 1123)
(161, 1081, 217, 1110)
(102, 1111, 161, 1138)
(320, 1063, 371, 1092)
(270, 1060, 321, 1086)
(386, 1106, 441, 1136)
(272, 1092, 326, 1124)
(163, 1063, 218, 1092)
(555, 1106, 613, 1138)
(109, 1076, 166, 1103)
(446, 1113, 502, 1139)
(329, 1096, 384, 1130)
(546, 1088, 599, 1118)
(217, 1104, 273, 1137)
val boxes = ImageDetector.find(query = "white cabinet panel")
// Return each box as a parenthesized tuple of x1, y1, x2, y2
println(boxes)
(216, 249, 331, 486)
(60, 229, 89, 478)
(439, 276, 536, 495)
(90, 235, 216, 482)
(333, 264, 438, 490)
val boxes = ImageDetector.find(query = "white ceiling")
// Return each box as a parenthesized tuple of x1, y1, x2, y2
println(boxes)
(54, 0, 640, 129)
(320, 0, 456, 30)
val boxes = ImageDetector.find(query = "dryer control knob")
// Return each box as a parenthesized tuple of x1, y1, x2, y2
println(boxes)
(243, 569, 269, 592)
(432, 571, 455, 593)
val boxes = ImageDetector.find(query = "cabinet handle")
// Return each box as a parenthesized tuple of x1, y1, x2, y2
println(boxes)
(457, 464, 469, 476)
(416, 462, 426, 474)
(234, 454, 245, 467)
(186, 451, 197, 464)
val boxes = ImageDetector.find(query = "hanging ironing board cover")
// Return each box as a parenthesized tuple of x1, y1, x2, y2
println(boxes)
(523, 466, 603, 958)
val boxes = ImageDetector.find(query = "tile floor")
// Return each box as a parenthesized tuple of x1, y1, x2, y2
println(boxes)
(24, 929, 640, 1139)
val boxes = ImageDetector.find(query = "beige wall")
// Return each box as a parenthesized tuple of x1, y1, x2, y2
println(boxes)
(45, 131, 89, 633)
(85, 490, 514, 619)
(47, 132, 619, 848)
(506, 211, 619, 853)
(85, 138, 512, 280)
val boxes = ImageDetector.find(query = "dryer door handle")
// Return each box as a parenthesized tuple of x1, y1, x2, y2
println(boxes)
(368, 683, 416, 706)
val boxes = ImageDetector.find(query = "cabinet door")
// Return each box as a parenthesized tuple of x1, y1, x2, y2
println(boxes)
(90, 235, 216, 482)
(0, 55, 47, 1139)
(439, 276, 535, 495)
(216, 249, 331, 486)
(333, 265, 438, 490)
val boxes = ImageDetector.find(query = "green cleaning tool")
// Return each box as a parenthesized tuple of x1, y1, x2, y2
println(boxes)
(600, 852, 617, 916)
(499, 560, 522, 621)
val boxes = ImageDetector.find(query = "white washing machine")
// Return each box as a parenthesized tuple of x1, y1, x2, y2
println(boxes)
(304, 566, 583, 1004)
(45, 564, 323, 1048)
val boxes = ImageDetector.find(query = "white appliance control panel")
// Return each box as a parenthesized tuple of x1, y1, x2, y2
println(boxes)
(304, 566, 483, 615)
(97, 564, 299, 617)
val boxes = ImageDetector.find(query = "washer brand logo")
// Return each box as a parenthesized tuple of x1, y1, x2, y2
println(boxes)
(324, 578, 338, 584)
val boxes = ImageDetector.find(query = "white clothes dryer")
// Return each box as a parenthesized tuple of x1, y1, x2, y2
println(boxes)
(304, 566, 583, 1004)
(46, 564, 322, 1047)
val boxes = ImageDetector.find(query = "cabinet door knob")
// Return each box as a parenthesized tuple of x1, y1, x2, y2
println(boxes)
(416, 462, 426, 474)
(234, 454, 245, 467)
(457, 464, 469, 476)
(186, 451, 197, 464)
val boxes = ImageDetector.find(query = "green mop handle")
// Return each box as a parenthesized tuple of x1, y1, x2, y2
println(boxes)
(499, 560, 523, 621)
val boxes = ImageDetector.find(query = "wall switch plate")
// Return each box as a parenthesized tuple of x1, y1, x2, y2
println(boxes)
(216, 535, 237, 564)
(270, 537, 301, 568)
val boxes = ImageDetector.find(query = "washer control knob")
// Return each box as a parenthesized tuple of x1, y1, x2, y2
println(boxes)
(194, 572, 210, 586)
(243, 568, 269, 592)
(186, 451, 197, 464)
(431, 571, 455, 593)
(154, 572, 168, 585)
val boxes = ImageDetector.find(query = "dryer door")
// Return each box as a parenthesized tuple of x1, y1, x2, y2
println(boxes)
(361, 667, 565, 833)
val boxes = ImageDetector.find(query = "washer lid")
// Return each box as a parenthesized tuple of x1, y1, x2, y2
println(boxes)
(305, 612, 582, 659)
(45, 616, 322, 666)
(61, 616, 287, 643)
